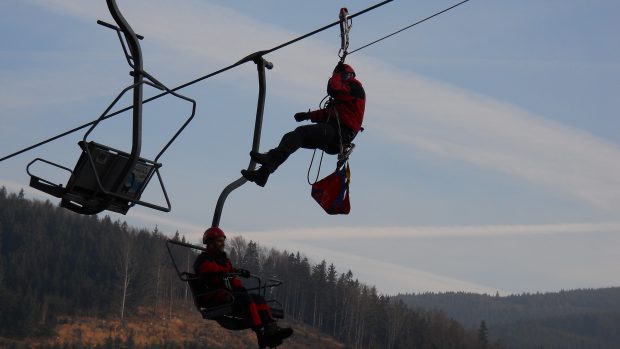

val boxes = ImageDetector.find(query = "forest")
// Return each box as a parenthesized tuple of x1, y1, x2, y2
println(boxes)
(0, 188, 495, 349)
(398, 287, 620, 348)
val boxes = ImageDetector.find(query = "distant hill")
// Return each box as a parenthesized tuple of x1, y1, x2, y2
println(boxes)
(397, 287, 620, 348)
(0, 188, 493, 349)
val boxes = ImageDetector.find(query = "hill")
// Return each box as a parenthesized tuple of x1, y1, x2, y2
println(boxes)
(397, 287, 620, 348)
(1, 306, 344, 349)
(0, 187, 493, 349)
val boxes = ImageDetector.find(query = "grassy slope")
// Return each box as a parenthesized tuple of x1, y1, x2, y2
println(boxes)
(13, 303, 344, 349)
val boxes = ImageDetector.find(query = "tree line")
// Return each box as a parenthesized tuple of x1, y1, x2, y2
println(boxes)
(0, 188, 497, 348)
(397, 287, 620, 348)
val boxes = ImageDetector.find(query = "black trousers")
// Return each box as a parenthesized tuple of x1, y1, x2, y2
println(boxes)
(266, 122, 356, 171)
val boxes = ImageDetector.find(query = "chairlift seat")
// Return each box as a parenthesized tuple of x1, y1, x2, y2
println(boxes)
(28, 141, 161, 215)
(183, 270, 284, 322)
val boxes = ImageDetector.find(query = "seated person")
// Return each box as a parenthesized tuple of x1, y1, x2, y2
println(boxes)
(194, 227, 293, 348)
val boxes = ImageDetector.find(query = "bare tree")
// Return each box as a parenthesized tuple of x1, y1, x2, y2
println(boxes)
(117, 228, 135, 326)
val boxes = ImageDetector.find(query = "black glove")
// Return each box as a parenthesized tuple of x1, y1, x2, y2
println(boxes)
(237, 268, 251, 278)
(294, 112, 309, 122)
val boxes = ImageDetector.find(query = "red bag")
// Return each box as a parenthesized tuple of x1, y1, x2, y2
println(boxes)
(311, 164, 351, 215)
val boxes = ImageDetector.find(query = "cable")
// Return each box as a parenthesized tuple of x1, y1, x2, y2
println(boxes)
(349, 0, 470, 55)
(0, 0, 393, 163)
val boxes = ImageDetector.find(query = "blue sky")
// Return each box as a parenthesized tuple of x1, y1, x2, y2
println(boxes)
(1, 0, 619, 295)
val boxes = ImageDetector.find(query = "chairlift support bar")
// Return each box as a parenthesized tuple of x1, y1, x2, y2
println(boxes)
(0, 0, 394, 163)
(211, 54, 271, 228)
(96, 0, 144, 213)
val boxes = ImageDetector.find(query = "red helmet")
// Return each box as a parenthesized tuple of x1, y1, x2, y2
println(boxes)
(334, 63, 355, 76)
(203, 227, 226, 244)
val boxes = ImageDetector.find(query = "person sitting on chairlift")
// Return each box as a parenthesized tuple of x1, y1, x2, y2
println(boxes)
(194, 227, 293, 348)
(242, 62, 365, 187)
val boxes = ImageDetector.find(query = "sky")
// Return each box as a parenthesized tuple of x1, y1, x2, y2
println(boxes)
(1, 0, 619, 295)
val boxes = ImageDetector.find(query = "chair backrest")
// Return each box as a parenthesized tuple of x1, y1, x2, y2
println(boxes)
(184, 274, 211, 308)
(61, 141, 157, 214)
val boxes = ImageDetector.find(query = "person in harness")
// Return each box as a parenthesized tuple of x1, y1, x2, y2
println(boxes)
(194, 227, 293, 348)
(242, 62, 365, 187)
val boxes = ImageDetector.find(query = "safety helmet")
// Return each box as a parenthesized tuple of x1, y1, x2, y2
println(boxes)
(334, 63, 356, 77)
(203, 227, 226, 244)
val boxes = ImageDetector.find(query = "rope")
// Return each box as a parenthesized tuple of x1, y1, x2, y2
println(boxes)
(349, 0, 471, 55)
(0, 0, 394, 163)
(307, 149, 325, 185)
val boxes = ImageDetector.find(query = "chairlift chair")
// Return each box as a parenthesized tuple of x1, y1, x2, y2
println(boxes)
(166, 239, 285, 331)
(26, 0, 196, 215)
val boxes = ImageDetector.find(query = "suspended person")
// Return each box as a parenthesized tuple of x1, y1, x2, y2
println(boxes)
(242, 62, 365, 187)
(194, 227, 293, 348)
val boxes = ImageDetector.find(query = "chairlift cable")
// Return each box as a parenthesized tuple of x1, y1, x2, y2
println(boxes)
(0, 0, 393, 163)
(349, 0, 471, 55)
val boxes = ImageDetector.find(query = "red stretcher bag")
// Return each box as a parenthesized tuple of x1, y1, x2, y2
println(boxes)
(311, 164, 351, 215)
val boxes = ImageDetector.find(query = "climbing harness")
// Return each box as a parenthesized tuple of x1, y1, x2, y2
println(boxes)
(306, 96, 354, 215)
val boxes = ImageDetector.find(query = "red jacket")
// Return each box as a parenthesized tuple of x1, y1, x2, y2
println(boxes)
(308, 72, 366, 133)
(193, 246, 245, 305)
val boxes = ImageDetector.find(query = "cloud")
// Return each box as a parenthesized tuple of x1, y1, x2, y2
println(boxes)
(0, 68, 117, 112)
(236, 222, 620, 241)
(127, 209, 204, 234)
(246, 240, 504, 295)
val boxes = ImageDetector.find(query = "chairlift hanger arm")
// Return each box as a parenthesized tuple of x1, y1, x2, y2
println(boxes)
(0, 0, 394, 163)
(211, 57, 271, 228)
(97, 20, 145, 40)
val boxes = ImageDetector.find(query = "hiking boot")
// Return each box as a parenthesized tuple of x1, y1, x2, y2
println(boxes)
(241, 167, 271, 187)
(256, 325, 283, 348)
(264, 322, 294, 341)
(250, 151, 277, 171)
(255, 331, 268, 349)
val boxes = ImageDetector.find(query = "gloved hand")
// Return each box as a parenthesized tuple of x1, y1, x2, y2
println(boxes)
(294, 112, 309, 122)
(237, 268, 251, 278)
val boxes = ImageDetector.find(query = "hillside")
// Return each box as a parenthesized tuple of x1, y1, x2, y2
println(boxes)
(397, 287, 620, 348)
(0, 188, 493, 349)
(1, 306, 344, 349)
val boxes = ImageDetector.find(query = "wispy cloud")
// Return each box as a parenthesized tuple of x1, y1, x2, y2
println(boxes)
(127, 210, 204, 234)
(248, 240, 504, 295)
(0, 69, 117, 112)
(237, 222, 620, 241)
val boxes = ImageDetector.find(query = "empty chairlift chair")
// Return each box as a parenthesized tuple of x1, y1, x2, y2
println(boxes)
(26, 0, 195, 215)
